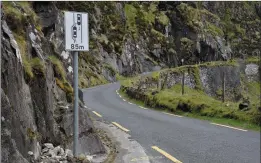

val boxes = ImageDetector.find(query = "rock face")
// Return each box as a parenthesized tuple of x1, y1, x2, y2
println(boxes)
(1, 2, 105, 163)
(55, 1, 261, 88)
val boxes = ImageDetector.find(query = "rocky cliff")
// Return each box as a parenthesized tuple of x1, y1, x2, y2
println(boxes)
(1, 2, 105, 163)
(56, 1, 261, 89)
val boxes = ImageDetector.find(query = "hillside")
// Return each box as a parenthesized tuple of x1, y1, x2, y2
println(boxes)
(1, 1, 261, 162)
(56, 1, 261, 88)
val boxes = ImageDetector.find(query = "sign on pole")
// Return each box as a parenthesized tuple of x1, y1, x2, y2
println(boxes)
(64, 11, 89, 157)
(65, 11, 89, 51)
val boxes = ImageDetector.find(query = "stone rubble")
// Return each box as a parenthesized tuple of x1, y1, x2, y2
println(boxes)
(29, 143, 91, 163)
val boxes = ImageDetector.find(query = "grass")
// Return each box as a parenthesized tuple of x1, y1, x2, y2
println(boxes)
(120, 76, 140, 87)
(177, 2, 220, 31)
(104, 64, 116, 76)
(246, 56, 260, 64)
(48, 56, 74, 102)
(144, 55, 158, 65)
(97, 34, 109, 45)
(157, 12, 169, 25)
(119, 85, 260, 131)
(3, 2, 27, 34)
(56, 78, 73, 94)
(206, 22, 224, 36)
(3, 2, 41, 34)
(48, 55, 66, 80)
(13, 33, 34, 79)
(184, 113, 260, 131)
(245, 81, 260, 109)
(151, 28, 165, 40)
(30, 58, 45, 76)
(116, 73, 128, 81)
(151, 71, 160, 80)
(14, 34, 46, 79)
(124, 4, 138, 33)
(79, 73, 108, 88)
(56, 78, 73, 102)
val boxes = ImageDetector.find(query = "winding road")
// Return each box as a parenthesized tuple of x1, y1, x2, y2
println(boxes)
(83, 83, 260, 163)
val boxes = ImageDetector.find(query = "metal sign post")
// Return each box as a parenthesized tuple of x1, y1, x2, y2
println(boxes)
(64, 11, 89, 157)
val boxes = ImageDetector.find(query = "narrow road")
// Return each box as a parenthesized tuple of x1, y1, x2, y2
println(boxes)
(83, 83, 260, 163)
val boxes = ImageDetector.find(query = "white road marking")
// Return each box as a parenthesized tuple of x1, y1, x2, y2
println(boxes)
(211, 123, 247, 132)
(140, 106, 148, 110)
(123, 99, 126, 101)
(163, 112, 183, 118)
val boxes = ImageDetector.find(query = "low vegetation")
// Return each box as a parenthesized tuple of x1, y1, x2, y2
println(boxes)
(3, 2, 41, 34)
(48, 55, 73, 101)
(120, 61, 261, 131)
(48, 55, 66, 80)
(120, 84, 260, 130)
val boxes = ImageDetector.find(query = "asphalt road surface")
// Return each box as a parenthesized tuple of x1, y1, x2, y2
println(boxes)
(83, 83, 260, 163)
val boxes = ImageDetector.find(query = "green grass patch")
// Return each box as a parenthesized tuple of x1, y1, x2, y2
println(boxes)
(151, 28, 165, 40)
(124, 4, 138, 34)
(119, 85, 260, 131)
(56, 78, 73, 102)
(120, 76, 140, 87)
(157, 12, 169, 25)
(198, 60, 238, 67)
(183, 113, 260, 131)
(104, 64, 116, 76)
(245, 81, 260, 108)
(30, 58, 45, 75)
(3, 2, 41, 34)
(151, 71, 160, 81)
(48, 55, 66, 80)
(97, 34, 109, 45)
(177, 3, 220, 32)
(116, 73, 128, 81)
(13, 34, 33, 79)
(246, 56, 260, 64)
(206, 22, 224, 36)
(144, 55, 158, 65)
(14, 34, 46, 79)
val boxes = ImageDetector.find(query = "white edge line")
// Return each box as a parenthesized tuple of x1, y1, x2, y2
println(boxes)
(211, 123, 247, 132)
(163, 112, 183, 118)
(140, 106, 148, 109)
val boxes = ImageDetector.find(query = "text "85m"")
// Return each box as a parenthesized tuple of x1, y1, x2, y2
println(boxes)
(71, 44, 84, 50)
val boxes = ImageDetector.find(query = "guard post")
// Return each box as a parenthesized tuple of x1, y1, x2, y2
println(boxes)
(64, 11, 89, 156)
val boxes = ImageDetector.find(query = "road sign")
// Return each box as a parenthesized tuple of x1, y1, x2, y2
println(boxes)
(64, 11, 89, 51)
(64, 11, 89, 157)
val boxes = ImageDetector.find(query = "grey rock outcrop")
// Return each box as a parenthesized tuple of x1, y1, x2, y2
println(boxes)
(1, 2, 105, 162)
